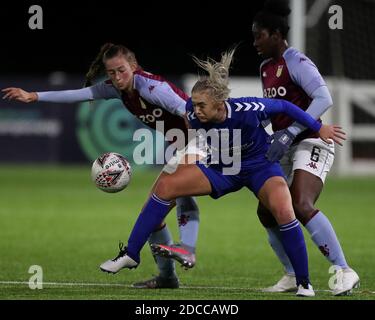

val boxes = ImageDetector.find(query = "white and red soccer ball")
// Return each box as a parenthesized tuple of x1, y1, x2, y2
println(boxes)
(91, 152, 132, 193)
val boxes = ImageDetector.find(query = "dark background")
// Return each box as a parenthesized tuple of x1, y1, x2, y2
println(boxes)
(1, 1, 375, 164)
(2, 0, 374, 79)
(0, 0, 268, 164)
(0, 0, 266, 77)
(2, 0, 375, 79)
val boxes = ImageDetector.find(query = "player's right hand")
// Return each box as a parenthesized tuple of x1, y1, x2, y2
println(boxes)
(1, 87, 38, 103)
(318, 124, 346, 146)
(266, 128, 296, 162)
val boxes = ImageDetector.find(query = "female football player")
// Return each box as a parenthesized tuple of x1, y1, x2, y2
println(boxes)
(251, 0, 359, 296)
(98, 48, 346, 297)
(2, 43, 203, 289)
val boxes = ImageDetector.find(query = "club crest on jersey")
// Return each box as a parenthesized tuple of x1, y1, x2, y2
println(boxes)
(276, 65, 283, 78)
(262, 71, 267, 77)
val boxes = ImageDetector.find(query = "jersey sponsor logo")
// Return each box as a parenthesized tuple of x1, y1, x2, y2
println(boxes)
(136, 97, 165, 124)
(234, 102, 265, 112)
(306, 161, 318, 170)
(138, 108, 164, 124)
(276, 65, 284, 78)
(263, 86, 287, 98)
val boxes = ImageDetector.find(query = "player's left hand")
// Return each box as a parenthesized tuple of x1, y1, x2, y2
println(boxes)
(266, 128, 296, 162)
(318, 125, 346, 146)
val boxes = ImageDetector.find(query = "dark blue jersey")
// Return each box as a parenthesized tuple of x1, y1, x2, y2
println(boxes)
(186, 96, 322, 168)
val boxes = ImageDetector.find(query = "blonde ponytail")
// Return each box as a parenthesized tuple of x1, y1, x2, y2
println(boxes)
(192, 48, 236, 102)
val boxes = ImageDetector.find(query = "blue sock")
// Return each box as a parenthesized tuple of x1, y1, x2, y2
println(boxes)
(266, 227, 295, 275)
(127, 194, 171, 262)
(305, 211, 348, 268)
(176, 196, 200, 253)
(279, 219, 310, 286)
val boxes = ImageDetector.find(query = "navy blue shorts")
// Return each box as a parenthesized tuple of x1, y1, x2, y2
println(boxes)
(196, 160, 285, 199)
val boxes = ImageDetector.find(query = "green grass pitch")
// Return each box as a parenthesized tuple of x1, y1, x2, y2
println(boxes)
(0, 165, 374, 300)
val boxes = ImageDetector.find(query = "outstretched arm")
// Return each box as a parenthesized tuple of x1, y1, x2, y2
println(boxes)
(2, 87, 94, 103)
(2, 82, 120, 104)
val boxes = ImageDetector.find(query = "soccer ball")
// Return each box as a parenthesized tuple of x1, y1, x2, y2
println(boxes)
(91, 152, 132, 193)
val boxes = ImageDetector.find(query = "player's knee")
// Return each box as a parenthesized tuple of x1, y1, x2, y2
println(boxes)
(270, 205, 295, 224)
(292, 197, 316, 225)
(154, 177, 176, 201)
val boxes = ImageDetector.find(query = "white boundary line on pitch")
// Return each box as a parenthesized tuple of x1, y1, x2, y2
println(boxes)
(0, 281, 373, 294)
(0, 281, 127, 287)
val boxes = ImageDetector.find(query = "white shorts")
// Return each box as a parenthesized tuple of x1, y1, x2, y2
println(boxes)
(162, 135, 207, 174)
(280, 138, 335, 186)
